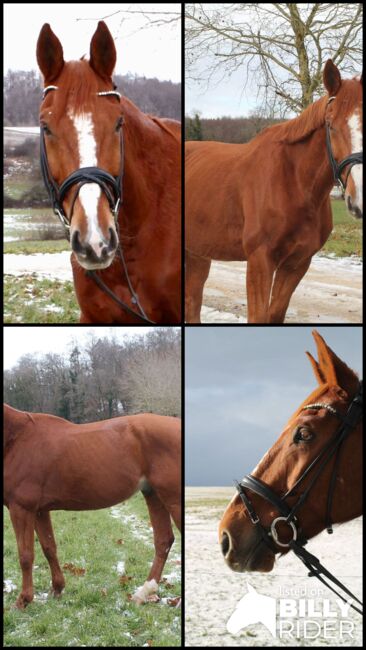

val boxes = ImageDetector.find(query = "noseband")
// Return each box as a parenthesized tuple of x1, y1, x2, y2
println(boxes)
(325, 96, 363, 194)
(40, 86, 123, 237)
(39, 85, 155, 324)
(235, 381, 363, 614)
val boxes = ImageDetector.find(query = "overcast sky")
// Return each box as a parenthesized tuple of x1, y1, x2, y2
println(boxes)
(3, 327, 162, 370)
(4, 3, 181, 82)
(185, 326, 362, 486)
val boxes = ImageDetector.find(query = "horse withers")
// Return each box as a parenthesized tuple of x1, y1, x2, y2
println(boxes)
(4, 406, 181, 609)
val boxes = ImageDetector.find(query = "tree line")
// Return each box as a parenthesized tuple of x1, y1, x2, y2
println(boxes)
(4, 70, 181, 126)
(185, 113, 281, 144)
(4, 329, 181, 422)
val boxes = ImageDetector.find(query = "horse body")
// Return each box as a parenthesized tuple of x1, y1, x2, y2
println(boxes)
(186, 62, 362, 323)
(4, 404, 181, 608)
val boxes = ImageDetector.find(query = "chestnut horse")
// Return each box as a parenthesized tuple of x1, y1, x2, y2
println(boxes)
(186, 61, 363, 323)
(37, 22, 181, 324)
(219, 331, 362, 610)
(4, 405, 181, 609)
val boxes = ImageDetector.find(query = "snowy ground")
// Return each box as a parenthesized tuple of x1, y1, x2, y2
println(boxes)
(185, 487, 362, 647)
(4, 252, 72, 281)
(201, 255, 362, 323)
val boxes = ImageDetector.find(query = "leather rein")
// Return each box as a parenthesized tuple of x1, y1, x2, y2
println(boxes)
(235, 382, 363, 615)
(40, 85, 155, 324)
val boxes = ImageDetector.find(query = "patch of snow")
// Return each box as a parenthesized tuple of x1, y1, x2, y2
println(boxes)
(4, 252, 72, 281)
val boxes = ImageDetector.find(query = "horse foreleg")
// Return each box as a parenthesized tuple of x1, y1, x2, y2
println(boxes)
(185, 251, 211, 323)
(132, 493, 175, 604)
(268, 257, 312, 323)
(9, 503, 36, 609)
(246, 247, 276, 323)
(35, 511, 65, 598)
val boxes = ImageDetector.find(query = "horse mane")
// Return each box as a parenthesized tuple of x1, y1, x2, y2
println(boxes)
(258, 95, 328, 145)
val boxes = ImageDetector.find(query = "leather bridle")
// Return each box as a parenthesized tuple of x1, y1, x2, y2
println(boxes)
(39, 85, 155, 324)
(325, 96, 363, 194)
(40, 86, 123, 236)
(235, 381, 363, 614)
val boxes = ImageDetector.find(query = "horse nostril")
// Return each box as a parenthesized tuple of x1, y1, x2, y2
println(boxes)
(100, 245, 109, 259)
(71, 230, 86, 256)
(221, 531, 230, 556)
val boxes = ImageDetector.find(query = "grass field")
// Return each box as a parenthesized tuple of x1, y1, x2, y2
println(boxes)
(4, 494, 181, 647)
(4, 275, 79, 324)
(322, 200, 362, 257)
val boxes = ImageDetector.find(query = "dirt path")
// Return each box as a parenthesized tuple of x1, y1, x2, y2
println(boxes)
(201, 255, 362, 323)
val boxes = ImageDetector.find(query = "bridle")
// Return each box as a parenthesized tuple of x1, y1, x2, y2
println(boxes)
(39, 85, 155, 324)
(235, 381, 363, 615)
(325, 96, 363, 194)
(40, 86, 123, 236)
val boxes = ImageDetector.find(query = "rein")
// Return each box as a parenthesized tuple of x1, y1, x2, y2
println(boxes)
(235, 382, 363, 615)
(39, 85, 155, 324)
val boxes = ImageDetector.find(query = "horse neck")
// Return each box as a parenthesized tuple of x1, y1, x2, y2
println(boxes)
(119, 100, 173, 234)
(4, 405, 32, 450)
(289, 125, 335, 196)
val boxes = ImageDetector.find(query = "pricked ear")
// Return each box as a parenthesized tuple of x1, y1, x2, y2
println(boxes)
(36, 23, 64, 83)
(89, 21, 116, 81)
(306, 351, 326, 385)
(323, 59, 342, 97)
(312, 330, 359, 395)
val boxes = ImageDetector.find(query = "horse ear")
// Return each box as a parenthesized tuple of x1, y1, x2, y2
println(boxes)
(36, 23, 64, 82)
(311, 330, 359, 394)
(89, 21, 116, 80)
(323, 59, 342, 97)
(306, 351, 326, 385)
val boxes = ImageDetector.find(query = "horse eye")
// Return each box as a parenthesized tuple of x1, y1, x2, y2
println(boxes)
(42, 123, 52, 136)
(115, 117, 123, 132)
(294, 427, 314, 443)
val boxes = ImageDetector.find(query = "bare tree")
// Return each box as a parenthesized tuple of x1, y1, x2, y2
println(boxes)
(185, 3, 363, 116)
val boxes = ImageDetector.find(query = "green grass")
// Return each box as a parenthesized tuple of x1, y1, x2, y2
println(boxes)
(4, 240, 69, 254)
(322, 200, 362, 257)
(4, 275, 79, 324)
(4, 495, 181, 647)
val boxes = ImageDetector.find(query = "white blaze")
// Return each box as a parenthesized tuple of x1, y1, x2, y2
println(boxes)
(71, 113, 104, 254)
(347, 111, 363, 212)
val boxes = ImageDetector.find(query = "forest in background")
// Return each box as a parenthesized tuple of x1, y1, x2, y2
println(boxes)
(4, 329, 181, 422)
(4, 70, 181, 125)
(185, 113, 281, 143)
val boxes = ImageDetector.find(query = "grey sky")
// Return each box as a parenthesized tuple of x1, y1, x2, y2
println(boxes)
(4, 3, 181, 82)
(185, 327, 362, 486)
(3, 327, 172, 370)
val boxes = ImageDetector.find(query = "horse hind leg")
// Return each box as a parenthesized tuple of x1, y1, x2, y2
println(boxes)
(35, 511, 65, 598)
(131, 492, 176, 604)
(9, 503, 36, 608)
(185, 251, 211, 323)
